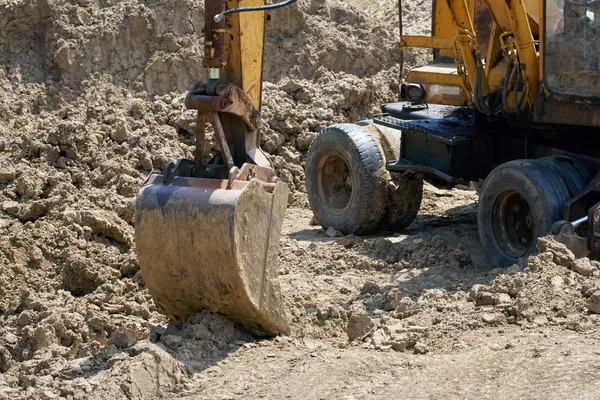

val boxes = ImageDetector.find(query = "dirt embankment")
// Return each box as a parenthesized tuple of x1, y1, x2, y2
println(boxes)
(1, 0, 599, 399)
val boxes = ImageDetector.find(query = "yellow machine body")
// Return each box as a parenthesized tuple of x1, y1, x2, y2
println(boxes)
(401, 0, 600, 126)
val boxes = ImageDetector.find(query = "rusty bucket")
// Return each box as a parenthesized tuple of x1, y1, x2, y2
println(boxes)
(134, 173, 289, 335)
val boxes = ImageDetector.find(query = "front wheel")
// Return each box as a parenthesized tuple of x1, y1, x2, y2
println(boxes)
(305, 123, 423, 235)
(305, 124, 387, 235)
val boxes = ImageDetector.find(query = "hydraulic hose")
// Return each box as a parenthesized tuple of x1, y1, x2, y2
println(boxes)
(474, 59, 502, 114)
(502, 61, 515, 112)
(214, 0, 298, 22)
(514, 67, 528, 115)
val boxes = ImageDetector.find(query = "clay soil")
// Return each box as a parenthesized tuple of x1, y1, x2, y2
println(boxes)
(1, 0, 600, 399)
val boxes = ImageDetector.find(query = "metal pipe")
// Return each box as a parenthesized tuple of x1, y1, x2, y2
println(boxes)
(572, 216, 589, 230)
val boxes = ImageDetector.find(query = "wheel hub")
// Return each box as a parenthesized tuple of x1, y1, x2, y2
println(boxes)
(492, 190, 534, 258)
(317, 152, 353, 214)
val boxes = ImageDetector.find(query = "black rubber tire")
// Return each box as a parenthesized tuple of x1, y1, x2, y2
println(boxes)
(306, 124, 388, 235)
(477, 158, 589, 267)
(536, 156, 592, 199)
(380, 171, 424, 231)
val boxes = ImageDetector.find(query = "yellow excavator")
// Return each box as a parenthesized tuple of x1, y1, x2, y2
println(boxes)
(135, 0, 600, 335)
(306, 0, 600, 266)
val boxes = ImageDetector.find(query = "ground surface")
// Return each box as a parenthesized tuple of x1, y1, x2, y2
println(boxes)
(1, 0, 600, 399)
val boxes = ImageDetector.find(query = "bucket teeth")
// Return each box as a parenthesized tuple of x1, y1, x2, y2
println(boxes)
(135, 174, 289, 335)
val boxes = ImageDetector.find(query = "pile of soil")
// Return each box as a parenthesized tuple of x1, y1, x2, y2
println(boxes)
(1, 0, 598, 398)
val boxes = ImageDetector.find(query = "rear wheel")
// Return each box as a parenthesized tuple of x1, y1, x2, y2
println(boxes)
(478, 157, 591, 267)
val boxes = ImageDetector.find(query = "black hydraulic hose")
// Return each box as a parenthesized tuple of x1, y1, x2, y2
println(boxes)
(502, 61, 514, 112)
(475, 61, 494, 114)
(473, 62, 487, 114)
(513, 65, 528, 115)
(214, 0, 298, 22)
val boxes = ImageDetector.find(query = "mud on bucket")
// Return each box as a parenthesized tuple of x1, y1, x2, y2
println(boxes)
(134, 173, 290, 335)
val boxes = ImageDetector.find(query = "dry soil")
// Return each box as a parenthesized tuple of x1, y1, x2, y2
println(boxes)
(1, 0, 599, 399)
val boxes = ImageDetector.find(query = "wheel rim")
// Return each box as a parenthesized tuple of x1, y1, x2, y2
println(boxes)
(492, 190, 534, 258)
(317, 151, 353, 215)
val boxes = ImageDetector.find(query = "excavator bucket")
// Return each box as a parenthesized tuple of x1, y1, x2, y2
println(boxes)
(134, 173, 290, 335)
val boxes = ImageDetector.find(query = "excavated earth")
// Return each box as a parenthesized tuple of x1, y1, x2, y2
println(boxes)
(0, 0, 599, 399)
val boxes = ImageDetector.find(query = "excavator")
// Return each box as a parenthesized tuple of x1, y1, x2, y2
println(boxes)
(135, 0, 600, 335)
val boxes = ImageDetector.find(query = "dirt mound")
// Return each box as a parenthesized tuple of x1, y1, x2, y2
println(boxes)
(328, 235, 600, 354)
(0, 0, 411, 397)
(3, 0, 598, 398)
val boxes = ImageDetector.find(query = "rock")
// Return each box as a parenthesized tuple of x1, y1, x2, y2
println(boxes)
(0, 345, 13, 372)
(581, 281, 599, 298)
(587, 291, 600, 314)
(482, 313, 505, 325)
(383, 288, 402, 311)
(4, 333, 18, 344)
(296, 132, 316, 151)
(128, 98, 146, 118)
(16, 310, 34, 326)
(1, 200, 21, 216)
(413, 341, 429, 354)
(326, 227, 343, 238)
(505, 264, 521, 274)
(101, 344, 120, 360)
(63, 209, 132, 245)
(33, 325, 59, 350)
(336, 234, 363, 248)
(369, 329, 389, 350)
(110, 119, 130, 143)
(161, 334, 182, 349)
(468, 284, 485, 302)
(109, 327, 136, 349)
(537, 236, 575, 267)
(62, 255, 105, 296)
(570, 258, 596, 277)
(0, 168, 15, 183)
(120, 258, 140, 277)
(475, 291, 511, 306)
(418, 289, 447, 302)
(280, 79, 304, 92)
(346, 304, 375, 341)
(393, 297, 420, 319)
(86, 313, 108, 331)
(533, 315, 549, 326)
(527, 251, 554, 272)
(373, 238, 393, 255)
(360, 281, 382, 296)
(389, 332, 419, 352)
(550, 276, 564, 288)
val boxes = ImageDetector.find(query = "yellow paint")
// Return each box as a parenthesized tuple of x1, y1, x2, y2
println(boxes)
(402, 35, 454, 49)
(506, 0, 539, 107)
(224, 0, 266, 111)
